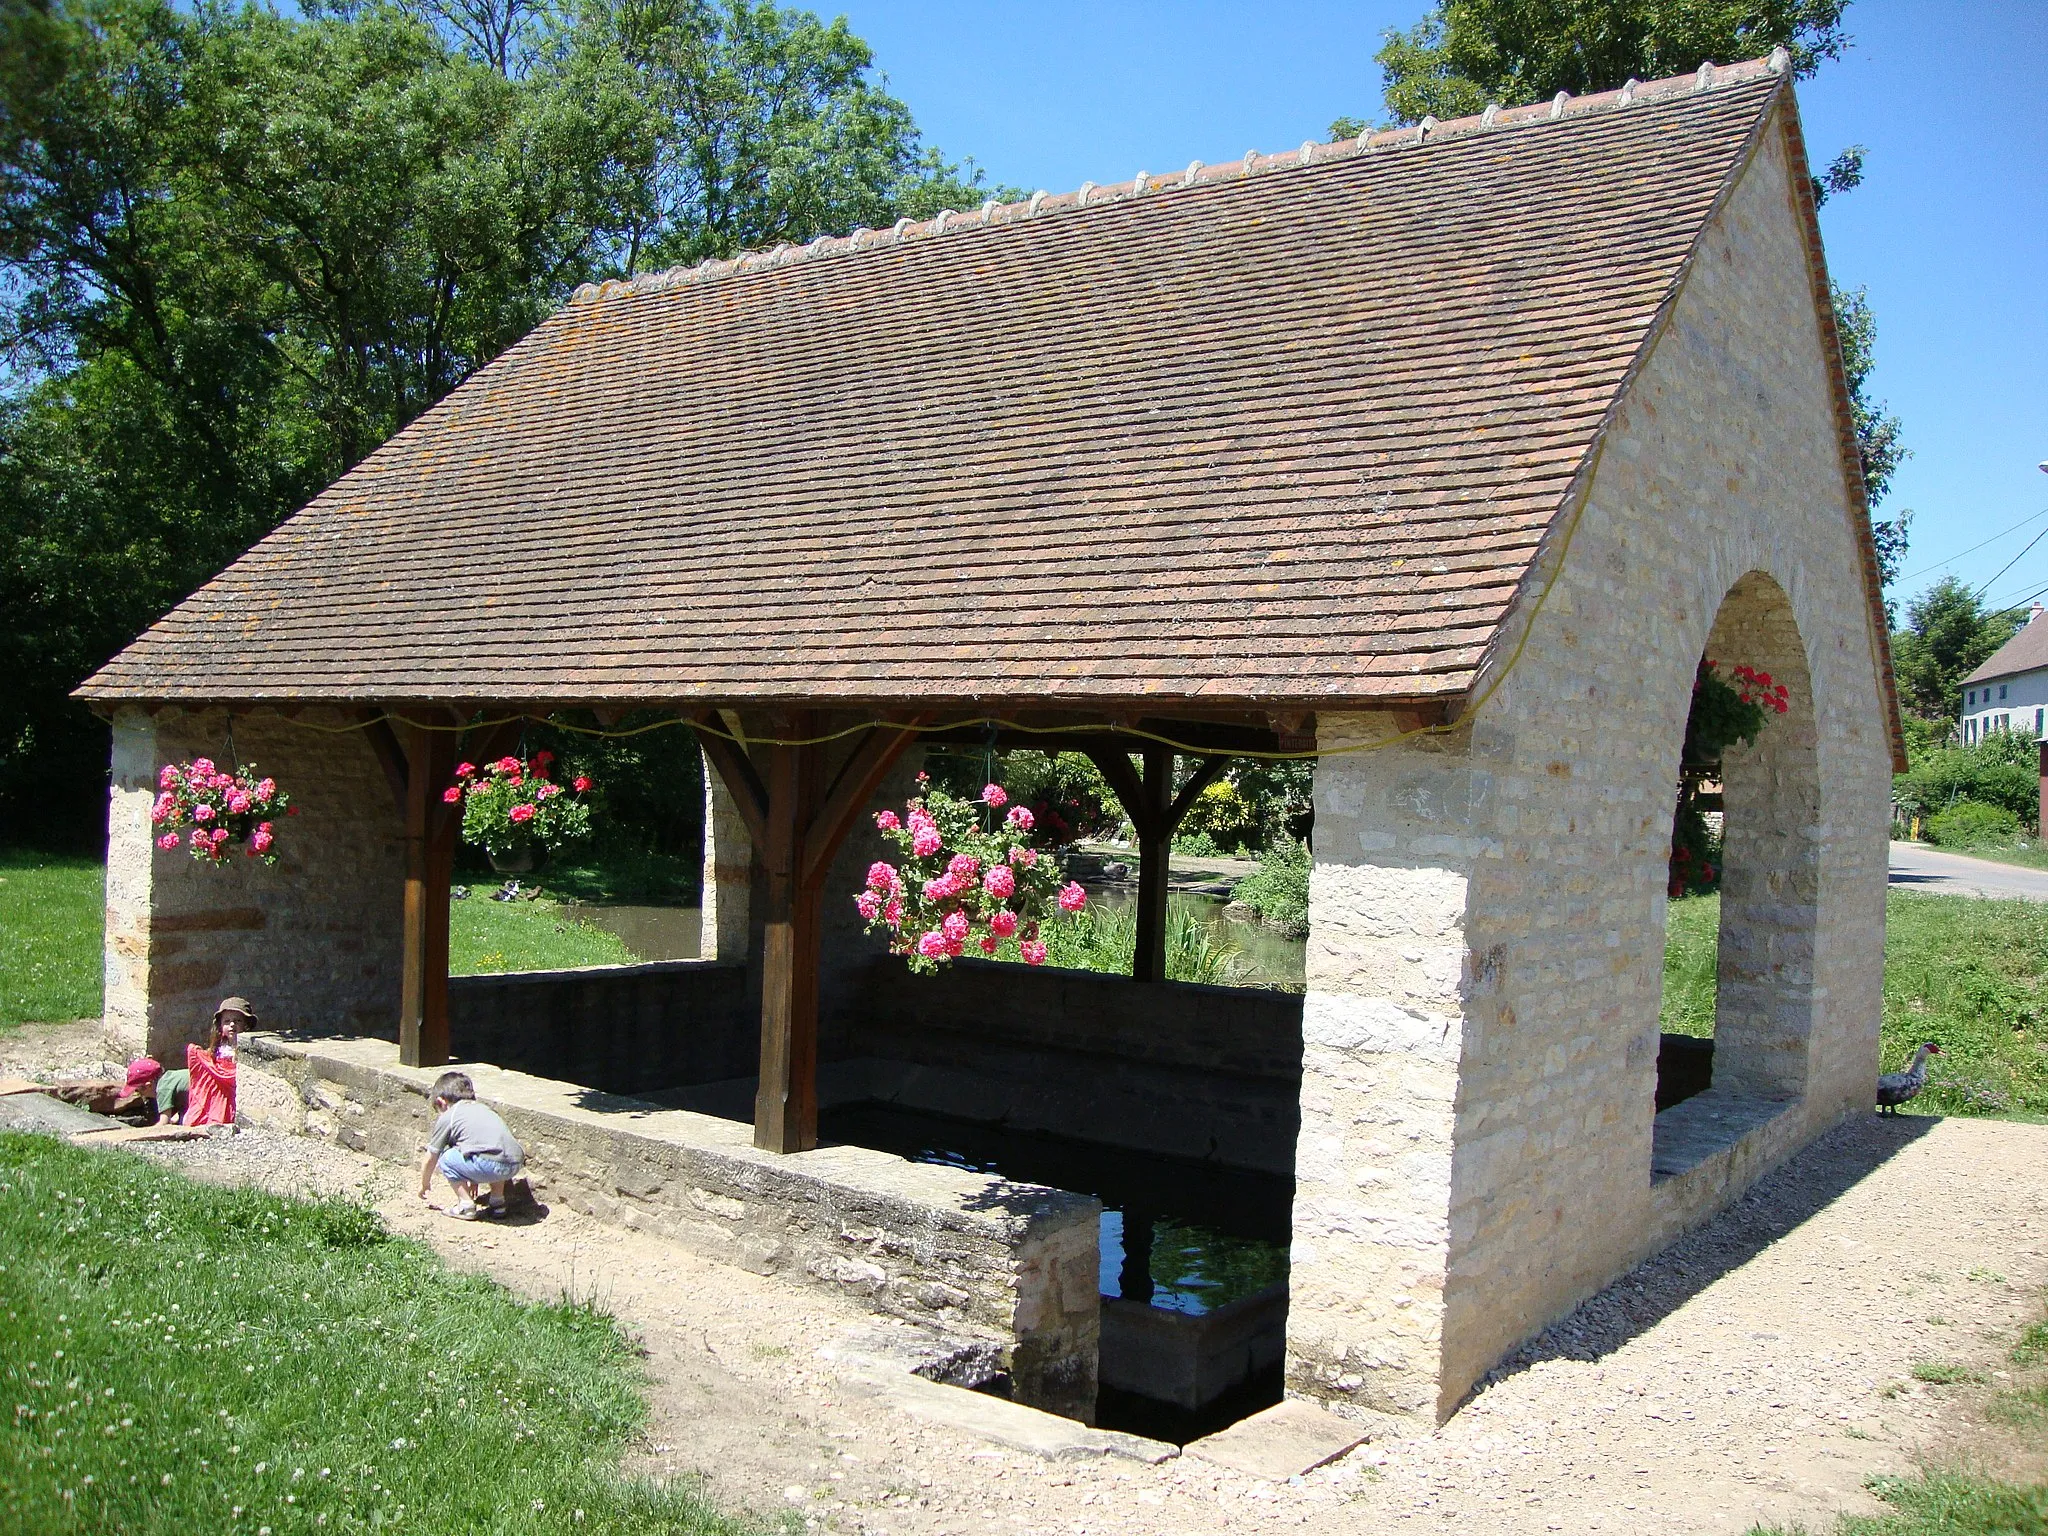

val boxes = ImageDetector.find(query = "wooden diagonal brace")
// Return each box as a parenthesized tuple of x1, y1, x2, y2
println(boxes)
(800, 715, 934, 888)
(693, 714, 769, 849)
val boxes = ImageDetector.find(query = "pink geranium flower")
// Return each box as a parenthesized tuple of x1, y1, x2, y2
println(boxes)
(443, 787, 461, 803)
(1010, 847, 1039, 869)
(1020, 939, 1048, 966)
(979, 935, 999, 954)
(883, 896, 903, 928)
(257, 778, 276, 800)
(157, 832, 180, 850)
(227, 792, 250, 814)
(983, 866, 1016, 900)
(1006, 806, 1034, 831)
(980, 784, 1008, 808)
(947, 853, 979, 881)
(911, 826, 943, 858)
(941, 911, 970, 943)
(989, 910, 1019, 938)
(1057, 882, 1088, 913)
(866, 861, 897, 894)
(508, 803, 535, 824)
(250, 829, 273, 854)
(455, 762, 476, 779)
(916, 931, 948, 959)
(874, 810, 901, 831)
(191, 758, 214, 777)
(193, 803, 215, 823)
(855, 891, 882, 921)
(573, 776, 593, 792)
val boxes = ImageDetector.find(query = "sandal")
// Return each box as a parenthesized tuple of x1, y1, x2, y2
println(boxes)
(448, 1200, 482, 1220)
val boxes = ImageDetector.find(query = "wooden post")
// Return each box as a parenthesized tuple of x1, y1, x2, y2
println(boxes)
(1133, 745, 1174, 984)
(2038, 738, 2047, 845)
(396, 721, 457, 1068)
(697, 711, 930, 1154)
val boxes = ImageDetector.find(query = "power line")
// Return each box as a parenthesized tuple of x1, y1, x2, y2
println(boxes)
(1894, 504, 2048, 585)
(1971, 522, 2048, 602)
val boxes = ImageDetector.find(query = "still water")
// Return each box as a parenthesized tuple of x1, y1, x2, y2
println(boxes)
(821, 1103, 1292, 1315)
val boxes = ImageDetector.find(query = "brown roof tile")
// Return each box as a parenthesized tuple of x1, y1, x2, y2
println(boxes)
(1964, 610, 2048, 687)
(83, 61, 1795, 708)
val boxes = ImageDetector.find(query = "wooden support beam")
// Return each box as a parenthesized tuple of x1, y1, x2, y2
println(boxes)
(1131, 745, 1174, 984)
(396, 718, 458, 1068)
(696, 712, 931, 1154)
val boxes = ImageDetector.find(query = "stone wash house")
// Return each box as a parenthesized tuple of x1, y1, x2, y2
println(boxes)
(81, 53, 1904, 1428)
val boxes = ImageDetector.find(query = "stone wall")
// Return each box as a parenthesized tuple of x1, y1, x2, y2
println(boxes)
(848, 958, 1304, 1173)
(448, 960, 751, 1096)
(106, 706, 405, 1060)
(1285, 110, 1893, 1423)
(248, 1031, 1102, 1420)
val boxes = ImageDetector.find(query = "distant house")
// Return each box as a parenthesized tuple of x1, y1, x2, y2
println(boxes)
(1961, 603, 2048, 745)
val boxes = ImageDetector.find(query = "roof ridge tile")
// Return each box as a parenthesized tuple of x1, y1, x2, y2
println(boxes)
(570, 54, 1786, 308)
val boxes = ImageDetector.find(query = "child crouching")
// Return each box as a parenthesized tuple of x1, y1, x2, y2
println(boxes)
(419, 1071, 525, 1220)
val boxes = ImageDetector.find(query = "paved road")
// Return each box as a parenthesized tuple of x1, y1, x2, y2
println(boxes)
(1889, 840, 2048, 902)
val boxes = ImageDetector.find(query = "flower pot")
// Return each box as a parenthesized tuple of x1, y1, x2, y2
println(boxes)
(487, 847, 536, 874)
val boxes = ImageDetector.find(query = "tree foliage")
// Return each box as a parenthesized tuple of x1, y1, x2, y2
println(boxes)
(0, 0, 996, 846)
(1890, 576, 2026, 725)
(1365, 0, 1849, 126)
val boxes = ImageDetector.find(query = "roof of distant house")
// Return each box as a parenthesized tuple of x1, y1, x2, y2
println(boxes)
(81, 57, 1855, 710)
(1964, 608, 2048, 687)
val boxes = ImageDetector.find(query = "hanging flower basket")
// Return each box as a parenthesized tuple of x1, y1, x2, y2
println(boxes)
(858, 778, 1088, 974)
(450, 752, 593, 862)
(1670, 661, 1791, 896)
(151, 759, 293, 865)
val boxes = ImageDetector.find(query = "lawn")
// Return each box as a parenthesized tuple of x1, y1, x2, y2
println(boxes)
(1661, 890, 2048, 1117)
(0, 850, 104, 1029)
(448, 894, 636, 975)
(0, 1132, 747, 1536)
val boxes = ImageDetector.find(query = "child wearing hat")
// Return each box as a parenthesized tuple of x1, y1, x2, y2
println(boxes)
(155, 997, 248, 1127)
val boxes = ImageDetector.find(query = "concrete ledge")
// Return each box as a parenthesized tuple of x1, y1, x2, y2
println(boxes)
(1101, 1283, 1288, 1412)
(1649, 1088, 1808, 1245)
(243, 1031, 1101, 1420)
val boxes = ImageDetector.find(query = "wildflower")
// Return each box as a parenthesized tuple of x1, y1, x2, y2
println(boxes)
(442, 787, 461, 804)
(1057, 882, 1088, 913)
(983, 866, 1015, 900)
(508, 804, 535, 824)
(1006, 806, 1034, 831)
(980, 783, 1008, 807)
(874, 810, 900, 831)
(1020, 939, 1048, 966)
(988, 910, 1019, 938)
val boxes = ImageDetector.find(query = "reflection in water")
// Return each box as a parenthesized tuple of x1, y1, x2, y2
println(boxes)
(823, 1103, 1291, 1315)
(555, 903, 701, 961)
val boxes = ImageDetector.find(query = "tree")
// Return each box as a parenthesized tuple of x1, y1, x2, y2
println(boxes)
(1334, 1, 1909, 586)
(1365, 0, 1849, 127)
(0, 0, 996, 847)
(1889, 576, 2026, 726)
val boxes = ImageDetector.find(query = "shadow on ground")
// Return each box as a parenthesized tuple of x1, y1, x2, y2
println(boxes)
(1485, 1112, 1941, 1387)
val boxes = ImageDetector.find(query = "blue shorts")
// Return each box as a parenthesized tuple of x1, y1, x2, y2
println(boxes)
(439, 1148, 521, 1184)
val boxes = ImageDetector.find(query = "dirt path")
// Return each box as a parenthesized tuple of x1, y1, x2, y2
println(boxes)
(8, 1018, 2046, 1535)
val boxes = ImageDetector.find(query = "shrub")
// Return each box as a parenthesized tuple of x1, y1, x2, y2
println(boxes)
(1230, 840, 1310, 936)
(1926, 800, 2021, 849)
(1897, 729, 2041, 826)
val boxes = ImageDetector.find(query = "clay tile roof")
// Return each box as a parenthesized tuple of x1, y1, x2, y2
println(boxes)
(1964, 611, 2048, 687)
(83, 59, 1794, 709)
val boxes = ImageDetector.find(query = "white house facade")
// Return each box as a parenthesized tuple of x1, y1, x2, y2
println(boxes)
(1962, 604, 2048, 745)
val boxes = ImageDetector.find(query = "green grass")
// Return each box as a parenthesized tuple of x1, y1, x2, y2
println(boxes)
(0, 1132, 747, 1536)
(465, 844, 701, 907)
(1660, 891, 2048, 1116)
(1909, 1361, 1985, 1386)
(448, 897, 636, 976)
(1661, 894, 1721, 1038)
(986, 902, 1252, 986)
(0, 850, 104, 1030)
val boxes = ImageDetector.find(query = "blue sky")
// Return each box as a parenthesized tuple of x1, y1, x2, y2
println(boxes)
(844, 0, 2048, 622)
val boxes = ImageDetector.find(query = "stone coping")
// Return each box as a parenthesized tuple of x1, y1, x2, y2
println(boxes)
(449, 957, 743, 984)
(242, 1031, 1095, 1244)
(1650, 1088, 1798, 1183)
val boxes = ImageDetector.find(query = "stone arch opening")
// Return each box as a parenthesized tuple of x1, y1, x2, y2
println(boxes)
(1653, 570, 1822, 1172)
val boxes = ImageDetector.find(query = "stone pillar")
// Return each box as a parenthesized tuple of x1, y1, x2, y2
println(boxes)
(699, 746, 752, 962)
(104, 708, 160, 1045)
(1286, 712, 1478, 1423)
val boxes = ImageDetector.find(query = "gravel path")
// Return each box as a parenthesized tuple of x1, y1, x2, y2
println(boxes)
(9, 1020, 2047, 1535)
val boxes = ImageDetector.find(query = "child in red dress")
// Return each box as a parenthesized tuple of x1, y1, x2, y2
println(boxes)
(155, 998, 246, 1127)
